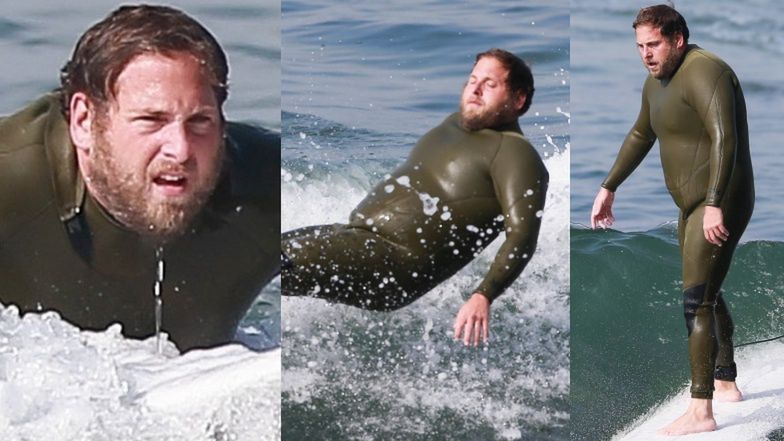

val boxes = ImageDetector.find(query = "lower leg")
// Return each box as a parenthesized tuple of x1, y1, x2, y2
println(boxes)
(713, 293, 742, 401)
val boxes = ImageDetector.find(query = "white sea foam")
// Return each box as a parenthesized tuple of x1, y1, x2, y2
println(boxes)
(0, 306, 280, 441)
(281, 147, 570, 438)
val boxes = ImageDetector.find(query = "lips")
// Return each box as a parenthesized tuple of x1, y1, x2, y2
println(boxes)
(154, 174, 186, 186)
(151, 165, 190, 196)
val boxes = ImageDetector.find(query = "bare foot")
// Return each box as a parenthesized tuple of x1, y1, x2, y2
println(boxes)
(714, 379, 743, 402)
(657, 398, 717, 436)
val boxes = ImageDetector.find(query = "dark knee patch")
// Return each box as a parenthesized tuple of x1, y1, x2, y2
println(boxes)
(683, 284, 707, 336)
(281, 251, 293, 271)
(714, 362, 737, 381)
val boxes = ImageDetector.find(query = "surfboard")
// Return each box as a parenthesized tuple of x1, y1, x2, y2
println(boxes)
(124, 345, 281, 412)
(615, 341, 784, 440)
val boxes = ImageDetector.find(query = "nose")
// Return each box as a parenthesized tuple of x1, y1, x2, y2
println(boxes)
(160, 123, 192, 163)
(643, 47, 652, 59)
(472, 82, 483, 96)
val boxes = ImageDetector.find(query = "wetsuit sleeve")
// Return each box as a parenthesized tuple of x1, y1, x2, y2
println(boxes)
(477, 135, 548, 302)
(682, 65, 739, 206)
(601, 80, 657, 191)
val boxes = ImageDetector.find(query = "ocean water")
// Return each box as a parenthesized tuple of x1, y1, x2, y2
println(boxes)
(570, 1, 784, 439)
(571, 0, 784, 240)
(282, 1, 569, 440)
(0, 2, 281, 440)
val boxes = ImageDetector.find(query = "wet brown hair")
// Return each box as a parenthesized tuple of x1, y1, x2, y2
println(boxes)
(60, 4, 229, 118)
(633, 4, 690, 43)
(474, 48, 535, 116)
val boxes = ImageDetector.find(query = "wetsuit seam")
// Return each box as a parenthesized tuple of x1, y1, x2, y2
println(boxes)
(355, 224, 419, 256)
(488, 132, 507, 172)
(704, 71, 731, 205)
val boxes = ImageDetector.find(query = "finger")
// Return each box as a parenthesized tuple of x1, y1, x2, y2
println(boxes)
(463, 318, 474, 346)
(718, 224, 730, 238)
(716, 229, 729, 242)
(706, 229, 717, 245)
(483, 319, 489, 343)
(709, 229, 721, 246)
(453, 315, 465, 340)
(473, 321, 482, 347)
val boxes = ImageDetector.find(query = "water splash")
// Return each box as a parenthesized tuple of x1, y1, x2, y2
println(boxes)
(154, 247, 165, 354)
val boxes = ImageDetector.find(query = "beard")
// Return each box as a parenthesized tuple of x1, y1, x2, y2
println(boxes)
(650, 47, 684, 79)
(86, 129, 224, 243)
(459, 95, 519, 131)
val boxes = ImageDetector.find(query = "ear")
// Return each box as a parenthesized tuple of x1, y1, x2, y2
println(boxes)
(674, 32, 685, 50)
(69, 92, 96, 156)
(514, 92, 527, 114)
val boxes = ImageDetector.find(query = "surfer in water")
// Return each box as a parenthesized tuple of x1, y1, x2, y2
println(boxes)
(0, 5, 280, 351)
(590, 5, 753, 436)
(282, 48, 548, 347)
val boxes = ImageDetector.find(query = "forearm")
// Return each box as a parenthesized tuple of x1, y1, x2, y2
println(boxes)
(602, 128, 655, 191)
(475, 195, 543, 301)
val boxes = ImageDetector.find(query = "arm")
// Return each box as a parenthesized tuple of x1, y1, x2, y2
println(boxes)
(683, 62, 740, 244)
(601, 79, 657, 192)
(454, 134, 548, 346)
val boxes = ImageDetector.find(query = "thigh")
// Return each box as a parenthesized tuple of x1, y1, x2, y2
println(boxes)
(680, 206, 743, 294)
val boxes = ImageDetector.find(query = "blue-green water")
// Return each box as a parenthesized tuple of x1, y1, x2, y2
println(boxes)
(571, 226, 784, 440)
(282, 0, 569, 439)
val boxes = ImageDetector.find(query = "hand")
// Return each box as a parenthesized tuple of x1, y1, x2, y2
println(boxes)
(453, 293, 490, 346)
(591, 187, 616, 229)
(703, 206, 729, 245)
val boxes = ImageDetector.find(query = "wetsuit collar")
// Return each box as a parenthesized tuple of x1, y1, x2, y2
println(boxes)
(662, 44, 699, 83)
(43, 91, 86, 223)
(495, 118, 523, 135)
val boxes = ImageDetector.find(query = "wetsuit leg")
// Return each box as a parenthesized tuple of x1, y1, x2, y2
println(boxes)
(713, 293, 737, 381)
(281, 224, 438, 311)
(679, 203, 750, 399)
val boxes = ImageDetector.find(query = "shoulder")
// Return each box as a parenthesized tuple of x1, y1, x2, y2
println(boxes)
(0, 94, 62, 236)
(221, 121, 281, 199)
(495, 131, 549, 182)
(0, 93, 59, 154)
(680, 46, 736, 84)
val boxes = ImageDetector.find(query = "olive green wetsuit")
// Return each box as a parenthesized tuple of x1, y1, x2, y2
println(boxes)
(602, 46, 754, 399)
(0, 93, 280, 351)
(282, 113, 548, 310)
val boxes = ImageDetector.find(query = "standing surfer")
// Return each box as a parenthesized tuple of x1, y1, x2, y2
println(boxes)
(591, 4, 754, 435)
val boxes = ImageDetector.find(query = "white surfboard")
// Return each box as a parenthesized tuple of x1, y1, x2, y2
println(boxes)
(616, 341, 784, 440)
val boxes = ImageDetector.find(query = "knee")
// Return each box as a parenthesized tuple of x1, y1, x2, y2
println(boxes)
(682, 284, 715, 335)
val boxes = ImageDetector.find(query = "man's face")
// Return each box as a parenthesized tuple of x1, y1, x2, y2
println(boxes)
(84, 52, 224, 241)
(635, 24, 684, 79)
(459, 56, 523, 131)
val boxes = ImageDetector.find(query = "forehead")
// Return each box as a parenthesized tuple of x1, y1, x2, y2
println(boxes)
(470, 56, 509, 80)
(110, 52, 216, 109)
(635, 24, 664, 41)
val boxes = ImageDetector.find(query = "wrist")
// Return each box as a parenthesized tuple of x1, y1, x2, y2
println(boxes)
(472, 291, 492, 304)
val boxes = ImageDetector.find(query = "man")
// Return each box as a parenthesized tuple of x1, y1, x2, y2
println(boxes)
(0, 5, 280, 351)
(590, 5, 753, 436)
(282, 48, 548, 346)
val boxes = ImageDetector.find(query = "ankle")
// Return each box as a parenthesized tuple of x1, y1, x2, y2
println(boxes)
(687, 398, 714, 419)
